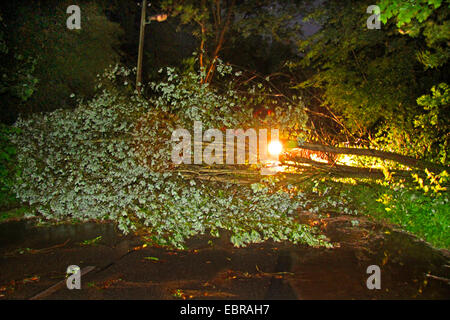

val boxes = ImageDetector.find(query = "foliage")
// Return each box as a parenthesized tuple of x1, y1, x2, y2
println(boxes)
(412, 169, 448, 196)
(0, 13, 39, 123)
(149, 57, 308, 138)
(0, 207, 28, 223)
(322, 174, 450, 249)
(295, 0, 423, 136)
(414, 83, 449, 164)
(379, 0, 449, 68)
(80, 236, 102, 246)
(374, 183, 449, 249)
(0, 124, 19, 207)
(294, 0, 448, 166)
(12, 65, 152, 230)
(288, 172, 450, 249)
(6, 0, 448, 252)
(0, 13, 38, 101)
(3, 1, 123, 115)
(136, 177, 330, 249)
(379, 0, 444, 27)
(11, 64, 327, 249)
(150, 62, 246, 129)
(372, 83, 449, 163)
(161, 0, 303, 82)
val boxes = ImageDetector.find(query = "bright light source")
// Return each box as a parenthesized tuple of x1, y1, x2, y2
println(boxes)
(268, 140, 283, 156)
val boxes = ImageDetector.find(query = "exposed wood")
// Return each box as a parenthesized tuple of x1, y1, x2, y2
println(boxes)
(204, 0, 236, 83)
(297, 143, 449, 173)
(282, 153, 418, 179)
(5, 239, 70, 257)
(425, 273, 450, 285)
(27, 239, 70, 255)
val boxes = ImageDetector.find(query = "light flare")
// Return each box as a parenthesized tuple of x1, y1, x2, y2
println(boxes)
(268, 140, 283, 157)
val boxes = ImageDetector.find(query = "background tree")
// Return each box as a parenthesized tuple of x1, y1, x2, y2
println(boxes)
(0, 13, 38, 124)
(379, 0, 449, 68)
(161, 0, 304, 83)
(0, 0, 123, 121)
(292, 0, 448, 163)
(377, 0, 449, 163)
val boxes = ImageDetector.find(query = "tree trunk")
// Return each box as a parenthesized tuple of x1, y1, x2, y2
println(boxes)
(282, 154, 414, 179)
(296, 143, 449, 173)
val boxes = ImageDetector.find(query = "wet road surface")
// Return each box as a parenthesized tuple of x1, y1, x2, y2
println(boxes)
(0, 212, 449, 300)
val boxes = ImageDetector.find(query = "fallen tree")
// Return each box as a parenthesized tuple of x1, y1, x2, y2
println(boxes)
(281, 154, 413, 179)
(296, 143, 449, 173)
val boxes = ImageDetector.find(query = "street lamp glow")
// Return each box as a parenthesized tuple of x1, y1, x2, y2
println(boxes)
(149, 14, 168, 23)
(268, 140, 283, 156)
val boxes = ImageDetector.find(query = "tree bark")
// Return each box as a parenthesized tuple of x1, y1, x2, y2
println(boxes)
(296, 143, 449, 173)
(282, 154, 414, 179)
(204, 0, 235, 83)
